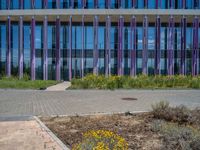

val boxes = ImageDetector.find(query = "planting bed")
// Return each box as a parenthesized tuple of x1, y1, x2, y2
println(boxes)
(41, 113, 161, 149)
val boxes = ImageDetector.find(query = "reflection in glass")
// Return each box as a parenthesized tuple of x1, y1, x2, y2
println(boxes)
(0, 0, 7, 9)
(11, 0, 19, 9)
(35, 0, 43, 9)
(11, 24, 18, 76)
(35, 25, 43, 79)
(23, 24, 31, 76)
(24, 0, 31, 9)
(48, 0, 56, 8)
(48, 24, 56, 80)
(85, 25, 93, 74)
(0, 24, 6, 75)
(60, 0, 70, 8)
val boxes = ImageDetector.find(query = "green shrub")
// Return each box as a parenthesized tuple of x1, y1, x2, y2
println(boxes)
(70, 74, 200, 89)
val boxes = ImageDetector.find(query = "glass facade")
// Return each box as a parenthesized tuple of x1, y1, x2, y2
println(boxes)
(0, 0, 200, 9)
(0, 1, 199, 80)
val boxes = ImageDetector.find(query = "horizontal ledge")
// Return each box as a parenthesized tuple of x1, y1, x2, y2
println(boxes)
(0, 9, 200, 16)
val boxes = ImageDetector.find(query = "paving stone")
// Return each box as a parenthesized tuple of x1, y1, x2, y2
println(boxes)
(0, 90, 199, 117)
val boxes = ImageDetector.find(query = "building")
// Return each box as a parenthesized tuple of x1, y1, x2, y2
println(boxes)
(0, 0, 200, 81)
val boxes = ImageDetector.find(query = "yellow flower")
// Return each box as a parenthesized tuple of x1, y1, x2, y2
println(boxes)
(72, 130, 128, 150)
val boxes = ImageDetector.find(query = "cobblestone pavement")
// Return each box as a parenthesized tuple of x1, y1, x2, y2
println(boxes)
(0, 90, 200, 117)
(0, 116, 65, 150)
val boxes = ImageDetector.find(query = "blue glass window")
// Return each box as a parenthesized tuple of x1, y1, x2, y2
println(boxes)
(148, 0, 156, 8)
(123, 27, 131, 75)
(35, 25, 43, 79)
(85, 25, 93, 74)
(174, 27, 181, 74)
(60, 25, 69, 80)
(137, 0, 144, 8)
(148, 27, 155, 74)
(160, 26, 167, 74)
(98, 26, 105, 74)
(48, 0, 56, 8)
(24, 0, 31, 9)
(74, 0, 82, 8)
(193, 0, 199, 9)
(11, 0, 19, 9)
(136, 26, 143, 74)
(0, 24, 6, 75)
(175, 0, 182, 9)
(111, 0, 118, 9)
(110, 26, 118, 75)
(48, 24, 56, 80)
(121, 0, 132, 8)
(35, 0, 43, 9)
(86, 0, 94, 8)
(98, 0, 105, 8)
(0, 0, 6, 9)
(72, 25, 82, 78)
(186, 0, 193, 9)
(23, 24, 31, 76)
(11, 24, 19, 76)
(161, 0, 167, 9)
(60, 0, 70, 8)
(186, 26, 193, 74)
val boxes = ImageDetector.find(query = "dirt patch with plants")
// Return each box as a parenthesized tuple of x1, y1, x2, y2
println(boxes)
(41, 102, 200, 150)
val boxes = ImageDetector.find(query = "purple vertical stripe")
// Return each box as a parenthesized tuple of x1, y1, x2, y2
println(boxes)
(20, 0, 23, 9)
(118, 16, 124, 76)
(132, 0, 135, 8)
(182, 0, 186, 8)
(145, 0, 148, 8)
(95, 0, 98, 8)
(43, 16, 48, 80)
(31, 0, 34, 9)
(57, 0, 60, 8)
(56, 16, 61, 81)
(7, 0, 10, 9)
(169, 0, 173, 8)
(69, 16, 72, 80)
(6, 16, 11, 77)
(142, 15, 148, 75)
(156, 0, 158, 8)
(81, 15, 85, 78)
(19, 16, 23, 79)
(82, 0, 85, 8)
(155, 16, 161, 75)
(44, 0, 48, 9)
(106, 16, 111, 76)
(192, 17, 199, 76)
(31, 16, 35, 80)
(106, 0, 111, 8)
(70, 0, 74, 8)
(167, 16, 174, 75)
(130, 16, 136, 76)
(180, 16, 186, 75)
(93, 16, 99, 75)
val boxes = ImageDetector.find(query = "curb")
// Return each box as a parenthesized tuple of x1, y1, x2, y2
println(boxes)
(34, 116, 70, 150)
(38, 110, 149, 118)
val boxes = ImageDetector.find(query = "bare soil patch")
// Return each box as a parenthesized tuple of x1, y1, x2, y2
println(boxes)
(41, 113, 162, 149)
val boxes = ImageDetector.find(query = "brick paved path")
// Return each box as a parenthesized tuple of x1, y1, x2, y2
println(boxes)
(0, 90, 200, 117)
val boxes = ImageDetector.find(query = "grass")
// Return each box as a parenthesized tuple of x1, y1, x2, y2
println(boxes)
(70, 74, 200, 90)
(0, 75, 59, 90)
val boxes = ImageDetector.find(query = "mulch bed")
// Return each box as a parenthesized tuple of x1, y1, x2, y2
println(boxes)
(41, 113, 162, 150)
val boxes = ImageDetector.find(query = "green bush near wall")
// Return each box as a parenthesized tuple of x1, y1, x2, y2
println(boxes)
(70, 74, 200, 89)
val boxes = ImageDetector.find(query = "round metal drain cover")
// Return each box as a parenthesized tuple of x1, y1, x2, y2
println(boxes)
(121, 97, 138, 101)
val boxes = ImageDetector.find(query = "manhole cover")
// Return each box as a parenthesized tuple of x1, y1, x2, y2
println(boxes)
(121, 97, 138, 101)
